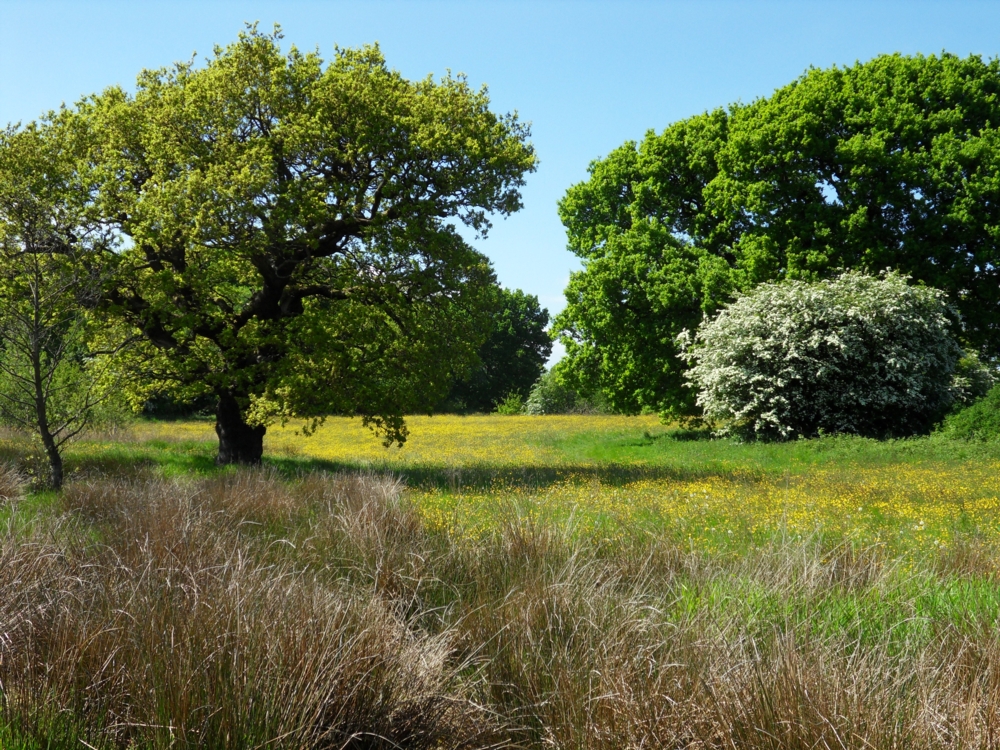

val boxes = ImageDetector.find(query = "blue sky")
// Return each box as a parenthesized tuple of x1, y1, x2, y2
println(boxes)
(3, 1, 1000, 361)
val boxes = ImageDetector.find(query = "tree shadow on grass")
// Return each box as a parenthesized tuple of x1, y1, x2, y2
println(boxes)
(64, 444, 219, 483)
(0, 429, 762, 494)
(71, 452, 220, 479)
(262, 454, 766, 492)
(617, 426, 715, 448)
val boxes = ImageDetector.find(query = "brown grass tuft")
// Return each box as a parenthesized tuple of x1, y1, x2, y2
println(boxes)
(2, 471, 500, 749)
(5, 470, 1000, 748)
(0, 462, 25, 504)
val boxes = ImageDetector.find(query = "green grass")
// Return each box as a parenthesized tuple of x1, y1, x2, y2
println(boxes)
(5, 417, 1000, 553)
(549, 422, 1000, 472)
(10, 415, 994, 489)
(4, 418, 1000, 747)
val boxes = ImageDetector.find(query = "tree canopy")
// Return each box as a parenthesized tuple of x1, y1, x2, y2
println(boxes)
(49, 25, 535, 463)
(555, 52, 1000, 417)
(444, 287, 551, 412)
(0, 124, 127, 487)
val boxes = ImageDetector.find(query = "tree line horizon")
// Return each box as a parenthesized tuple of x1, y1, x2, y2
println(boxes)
(1, 25, 998, 486)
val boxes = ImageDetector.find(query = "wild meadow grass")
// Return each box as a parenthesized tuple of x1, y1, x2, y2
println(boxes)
(265, 415, 1000, 553)
(3, 416, 1000, 748)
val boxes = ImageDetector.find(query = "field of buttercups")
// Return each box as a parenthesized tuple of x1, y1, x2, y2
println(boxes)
(92, 415, 1000, 551)
(5, 415, 1000, 748)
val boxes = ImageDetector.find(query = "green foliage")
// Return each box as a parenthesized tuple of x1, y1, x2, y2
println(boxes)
(682, 272, 962, 441)
(57, 25, 535, 456)
(524, 370, 579, 415)
(445, 287, 551, 412)
(950, 351, 997, 407)
(556, 52, 1000, 417)
(940, 383, 1000, 441)
(0, 123, 129, 487)
(493, 391, 526, 415)
(522, 369, 606, 415)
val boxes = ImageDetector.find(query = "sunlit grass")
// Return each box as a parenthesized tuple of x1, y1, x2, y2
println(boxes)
(5, 418, 1000, 747)
(264, 413, 663, 467)
(410, 463, 1000, 552)
(102, 415, 1000, 555)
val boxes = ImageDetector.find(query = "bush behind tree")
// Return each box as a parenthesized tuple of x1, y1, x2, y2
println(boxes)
(940, 382, 1000, 441)
(681, 272, 965, 441)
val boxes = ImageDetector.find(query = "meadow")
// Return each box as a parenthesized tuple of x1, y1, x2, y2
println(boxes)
(3, 415, 1000, 748)
(125, 414, 1000, 552)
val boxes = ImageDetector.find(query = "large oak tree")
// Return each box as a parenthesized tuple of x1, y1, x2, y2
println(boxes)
(61, 26, 535, 463)
(555, 53, 1000, 417)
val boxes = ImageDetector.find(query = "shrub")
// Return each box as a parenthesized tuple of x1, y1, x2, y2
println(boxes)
(681, 271, 962, 440)
(522, 370, 612, 416)
(522, 370, 611, 415)
(494, 392, 526, 415)
(950, 351, 997, 408)
(940, 382, 1000, 441)
(524, 371, 578, 415)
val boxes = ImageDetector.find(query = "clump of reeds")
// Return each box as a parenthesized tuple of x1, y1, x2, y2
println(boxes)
(0, 461, 24, 503)
(5, 469, 1000, 749)
(0, 471, 498, 749)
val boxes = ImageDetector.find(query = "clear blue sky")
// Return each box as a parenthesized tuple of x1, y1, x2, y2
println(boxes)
(3, 1, 1000, 361)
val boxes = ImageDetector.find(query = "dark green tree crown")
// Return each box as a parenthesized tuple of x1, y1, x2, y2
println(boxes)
(445, 286, 551, 412)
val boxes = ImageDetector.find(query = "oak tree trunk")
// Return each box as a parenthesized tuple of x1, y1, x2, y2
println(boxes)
(215, 391, 265, 465)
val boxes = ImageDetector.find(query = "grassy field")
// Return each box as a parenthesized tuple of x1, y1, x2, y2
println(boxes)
(63, 414, 1000, 551)
(4, 415, 1000, 748)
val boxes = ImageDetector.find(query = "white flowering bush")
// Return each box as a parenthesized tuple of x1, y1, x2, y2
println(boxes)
(680, 271, 963, 440)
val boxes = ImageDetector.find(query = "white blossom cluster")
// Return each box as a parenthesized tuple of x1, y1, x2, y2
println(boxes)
(680, 271, 963, 440)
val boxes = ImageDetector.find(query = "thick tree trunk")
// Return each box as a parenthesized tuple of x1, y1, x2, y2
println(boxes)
(215, 391, 266, 465)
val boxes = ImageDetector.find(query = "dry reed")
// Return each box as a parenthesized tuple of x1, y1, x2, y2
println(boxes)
(0, 471, 497, 749)
(2, 468, 1000, 748)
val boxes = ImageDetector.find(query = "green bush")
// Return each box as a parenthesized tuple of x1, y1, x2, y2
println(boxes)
(523, 371, 579, 415)
(493, 392, 526, 415)
(523, 371, 609, 415)
(681, 271, 963, 441)
(940, 383, 1000, 441)
(950, 351, 997, 407)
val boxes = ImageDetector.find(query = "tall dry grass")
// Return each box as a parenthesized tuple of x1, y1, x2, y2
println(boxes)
(0, 471, 496, 749)
(2, 469, 1000, 748)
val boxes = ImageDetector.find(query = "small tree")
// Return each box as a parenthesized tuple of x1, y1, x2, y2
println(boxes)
(0, 125, 126, 488)
(681, 271, 962, 441)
